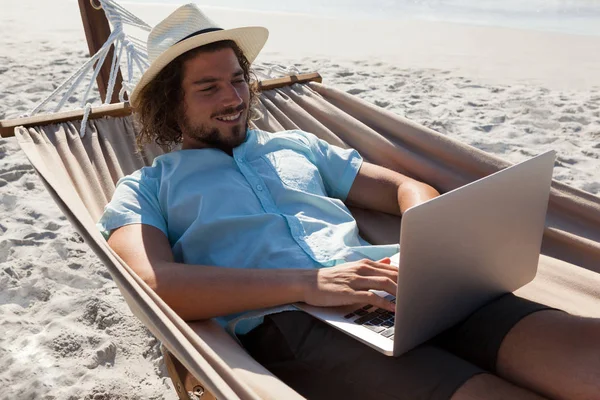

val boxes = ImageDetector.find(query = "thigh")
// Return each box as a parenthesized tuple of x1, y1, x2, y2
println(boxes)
(240, 311, 483, 400)
(433, 293, 559, 372)
(496, 310, 600, 400)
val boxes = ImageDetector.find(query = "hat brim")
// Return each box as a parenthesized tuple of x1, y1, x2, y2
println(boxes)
(129, 26, 269, 107)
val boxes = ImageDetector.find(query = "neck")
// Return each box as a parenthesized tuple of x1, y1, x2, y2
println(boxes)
(180, 126, 249, 154)
(181, 137, 236, 156)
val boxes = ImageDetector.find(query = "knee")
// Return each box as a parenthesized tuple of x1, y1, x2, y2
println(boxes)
(570, 318, 600, 400)
(497, 311, 600, 400)
(544, 315, 600, 400)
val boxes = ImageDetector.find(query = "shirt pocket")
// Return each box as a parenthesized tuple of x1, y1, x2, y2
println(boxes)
(263, 149, 326, 195)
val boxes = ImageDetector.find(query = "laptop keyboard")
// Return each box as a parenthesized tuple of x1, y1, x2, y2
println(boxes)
(343, 294, 396, 340)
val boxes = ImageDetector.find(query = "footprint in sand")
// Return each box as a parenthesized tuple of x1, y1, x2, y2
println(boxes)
(44, 221, 62, 231)
(51, 241, 69, 260)
(24, 82, 55, 94)
(518, 149, 538, 157)
(3, 265, 20, 280)
(50, 332, 84, 358)
(0, 170, 28, 183)
(0, 162, 33, 180)
(41, 266, 103, 290)
(7, 97, 26, 107)
(86, 341, 117, 369)
(0, 194, 18, 212)
(557, 156, 580, 165)
(425, 120, 455, 134)
(67, 262, 84, 270)
(82, 298, 123, 329)
(558, 115, 590, 125)
(347, 88, 367, 95)
(582, 182, 600, 194)
(6, 279, 51, 304)
(23, 231, 58, 241)
(563, 124, 583, 133)
(14, 217, 35, 226)
(387, 81, 406, 91)
(26, 210, 42, 220)
(474, 125, 497, 133)
(455, 83, 486, 89)
(472, 142, 512, 154)
(562, 107, 585, 115)
(466, 101, 485, 108)
(49, 59, 69, 66)
(582, 150, 599, 159)
(532, 136, 559, 145)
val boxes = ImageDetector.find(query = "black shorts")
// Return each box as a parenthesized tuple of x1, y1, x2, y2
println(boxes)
(239, 294, 556, 400)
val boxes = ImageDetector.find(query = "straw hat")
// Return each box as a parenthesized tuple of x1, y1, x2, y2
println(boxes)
(129, 3, 269, 107)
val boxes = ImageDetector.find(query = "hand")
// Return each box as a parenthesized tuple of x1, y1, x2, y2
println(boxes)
(300, 258, 398, 312)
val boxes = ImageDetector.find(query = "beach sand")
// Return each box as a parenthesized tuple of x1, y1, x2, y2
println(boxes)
(1, 0, 599, 399)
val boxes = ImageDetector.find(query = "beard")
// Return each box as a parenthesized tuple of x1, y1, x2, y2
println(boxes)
(180, 103, 249, 154)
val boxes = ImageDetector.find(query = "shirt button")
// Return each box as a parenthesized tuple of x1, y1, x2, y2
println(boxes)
(256, 184, 263, 191)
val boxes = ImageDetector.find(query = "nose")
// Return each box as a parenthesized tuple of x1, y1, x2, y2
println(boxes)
(221, 82, 243, 108)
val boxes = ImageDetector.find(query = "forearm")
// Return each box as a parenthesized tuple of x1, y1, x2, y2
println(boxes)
(149, 262, 312, 321)
(107, 224, 399, 324)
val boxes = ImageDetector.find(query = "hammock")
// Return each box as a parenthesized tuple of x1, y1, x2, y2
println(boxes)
(2, 0, 599, 397)
(2, 78, 600, 399)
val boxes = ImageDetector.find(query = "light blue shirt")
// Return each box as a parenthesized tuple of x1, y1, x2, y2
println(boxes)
(98, 129, 399, 334)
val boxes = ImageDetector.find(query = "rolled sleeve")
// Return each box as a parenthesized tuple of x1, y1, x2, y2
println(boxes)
(295, 131, 363, 201)
(97, 169, 167, 239)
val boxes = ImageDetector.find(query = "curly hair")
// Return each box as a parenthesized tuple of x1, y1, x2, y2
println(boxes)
(133, 40, 260, 151)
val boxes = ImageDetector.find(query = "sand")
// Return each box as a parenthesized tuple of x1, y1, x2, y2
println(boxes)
(1, 0, 599, 399)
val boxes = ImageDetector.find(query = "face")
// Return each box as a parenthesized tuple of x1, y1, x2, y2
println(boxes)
(179, 47, 251, 153)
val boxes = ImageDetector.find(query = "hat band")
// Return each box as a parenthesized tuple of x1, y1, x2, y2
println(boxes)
(177, 27, 224, 44)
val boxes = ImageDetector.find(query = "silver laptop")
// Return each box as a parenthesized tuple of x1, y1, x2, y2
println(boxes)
(296, 151, 555, 356)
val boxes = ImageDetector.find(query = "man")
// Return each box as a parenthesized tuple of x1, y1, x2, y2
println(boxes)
(98, 4, 600, 400)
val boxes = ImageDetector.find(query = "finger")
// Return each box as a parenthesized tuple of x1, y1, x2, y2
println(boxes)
(355, 266, 398, 283)
(355, 291, 396, 312)
(365, 259, 398, 271)
(351, 276, 398, 295)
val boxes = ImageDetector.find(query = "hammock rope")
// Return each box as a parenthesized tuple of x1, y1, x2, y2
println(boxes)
(25, 0, 305, 138)
(24, 0, 152, 137)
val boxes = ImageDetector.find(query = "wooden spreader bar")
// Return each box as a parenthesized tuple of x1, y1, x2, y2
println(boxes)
(0, 72, 322, 138)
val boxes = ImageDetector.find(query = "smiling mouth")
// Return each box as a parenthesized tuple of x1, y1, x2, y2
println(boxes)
(215, 112, 242, 123)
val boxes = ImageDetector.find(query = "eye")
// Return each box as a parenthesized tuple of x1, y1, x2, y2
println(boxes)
(232, 78, 246, 84)
(199, 86, 216, 92)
